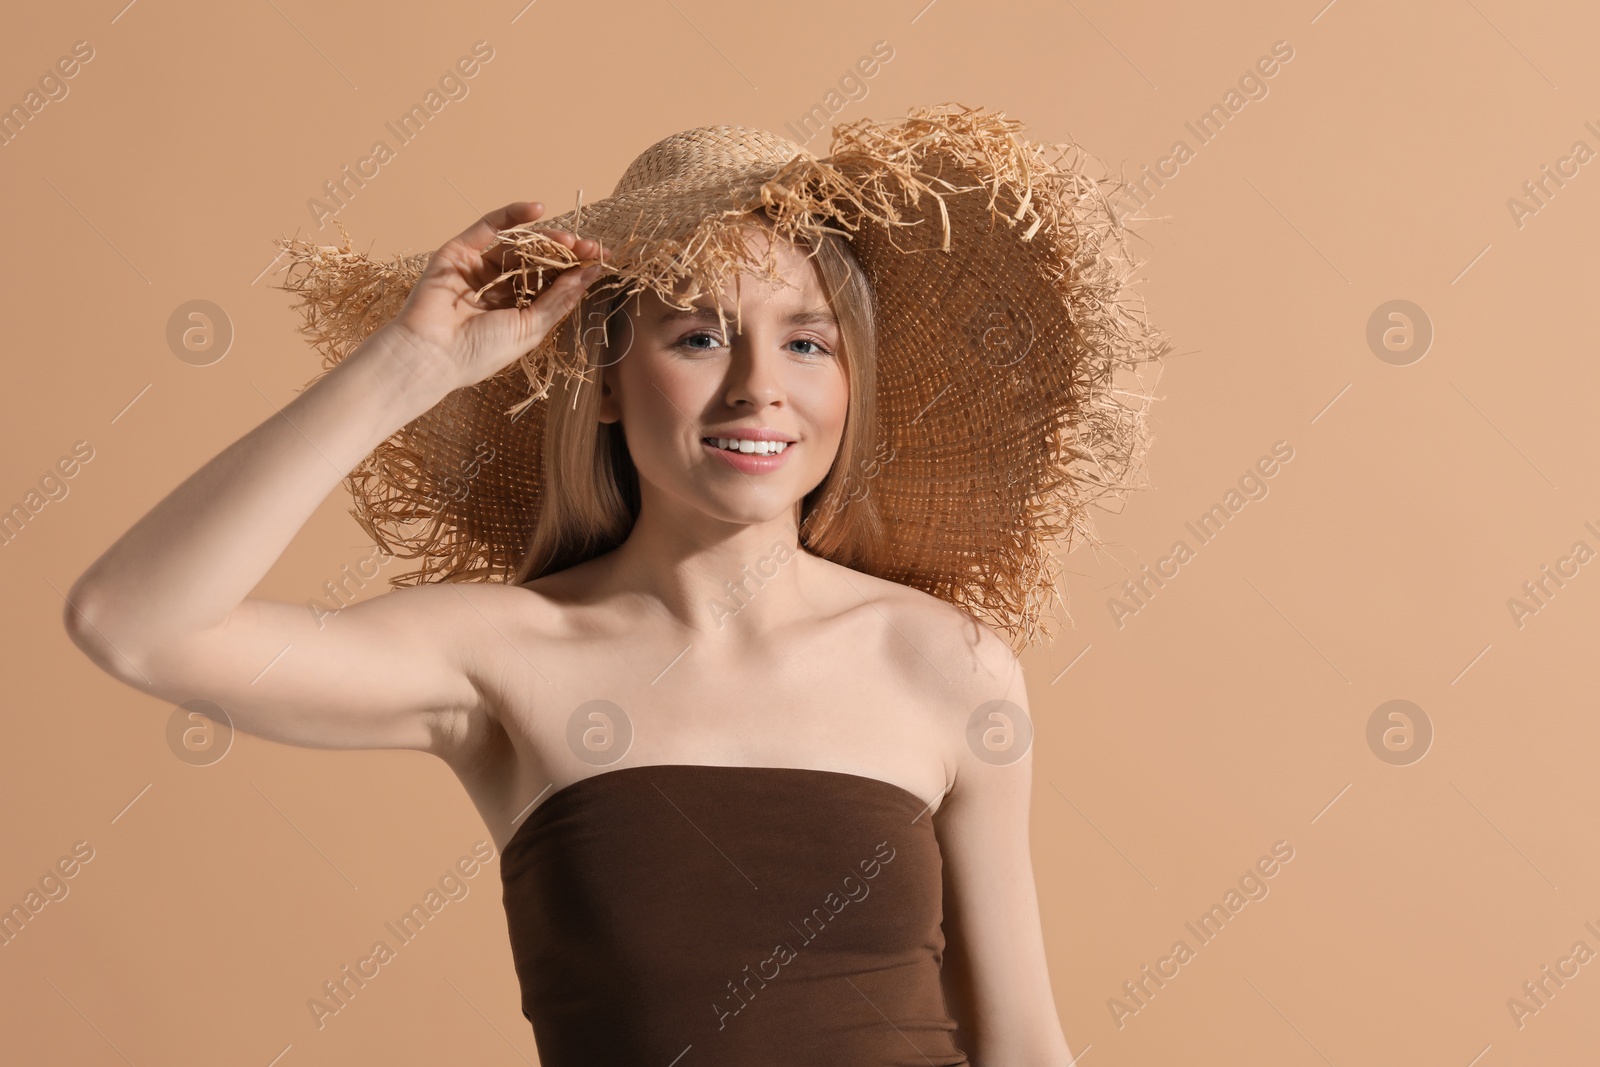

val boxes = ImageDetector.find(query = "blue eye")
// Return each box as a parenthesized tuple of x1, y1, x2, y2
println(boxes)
(790, 338, 832, 357)
(675, 331, 722, 351)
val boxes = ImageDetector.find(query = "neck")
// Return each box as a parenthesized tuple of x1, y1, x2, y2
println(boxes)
(597, 499, 811, 642)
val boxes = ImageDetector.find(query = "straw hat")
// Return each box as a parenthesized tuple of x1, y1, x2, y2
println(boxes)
(273, 103, 1169, 651)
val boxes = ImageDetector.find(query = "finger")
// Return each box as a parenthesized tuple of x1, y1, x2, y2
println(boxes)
(450, 201, 546, 256)
(549, 235, 611, 268)
(505, 264, 604, 348)
(533, 229, 580, 256)
(522, 230, 608, 261)
(476, 215, 578, 280)
(474, 241, 604, 311)
(536, 261, 604, 306)
(479, 236, 574, 288)
(480, 230, 611, 293)
(480, 224, 579, 274)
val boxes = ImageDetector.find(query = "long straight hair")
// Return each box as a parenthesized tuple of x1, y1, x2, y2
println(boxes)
(512, 216, 883, 586)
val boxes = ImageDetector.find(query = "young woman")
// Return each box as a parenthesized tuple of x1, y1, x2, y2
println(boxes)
(65, 108, 1161, 1065)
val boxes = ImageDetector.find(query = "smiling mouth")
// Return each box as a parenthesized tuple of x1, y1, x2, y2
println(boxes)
(702, 437, 793, 456)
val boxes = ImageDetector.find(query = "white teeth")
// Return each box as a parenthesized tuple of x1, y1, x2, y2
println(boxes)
(710, 438, 788, 455)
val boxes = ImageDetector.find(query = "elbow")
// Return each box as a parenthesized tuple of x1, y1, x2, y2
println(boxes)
(61, 581, 103, 655)
(61, 584, 150, 687)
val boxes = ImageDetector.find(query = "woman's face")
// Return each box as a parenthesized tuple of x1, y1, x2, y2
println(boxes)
(597, 228, 849, 528)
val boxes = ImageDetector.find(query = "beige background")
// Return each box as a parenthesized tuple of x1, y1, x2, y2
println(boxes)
(3, 0, 1597, 1063)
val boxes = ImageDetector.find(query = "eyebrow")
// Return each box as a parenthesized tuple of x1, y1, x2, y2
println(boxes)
(657, 306, 838, 327)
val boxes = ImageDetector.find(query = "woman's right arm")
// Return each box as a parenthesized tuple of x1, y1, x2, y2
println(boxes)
(63, 201, 605, 759)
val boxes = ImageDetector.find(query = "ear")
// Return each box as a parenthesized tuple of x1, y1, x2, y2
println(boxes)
(594, 293, 637, 426)
(596, 365, 620, 424)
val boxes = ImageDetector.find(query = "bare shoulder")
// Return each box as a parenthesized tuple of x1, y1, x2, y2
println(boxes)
(846, 566, 1020, 685)
(817, 558, 1026, 744)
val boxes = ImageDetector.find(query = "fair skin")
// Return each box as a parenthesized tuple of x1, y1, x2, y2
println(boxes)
(63, 202, 1073, 1065)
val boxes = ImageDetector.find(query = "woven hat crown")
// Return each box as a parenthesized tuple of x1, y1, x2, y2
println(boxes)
(611, 125, 806, 195)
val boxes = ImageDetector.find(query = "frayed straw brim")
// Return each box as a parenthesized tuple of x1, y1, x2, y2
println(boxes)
(272, 103, 1170, 651)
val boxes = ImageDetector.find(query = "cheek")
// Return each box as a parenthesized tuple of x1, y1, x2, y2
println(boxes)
(642, 364, 713, 429)
(614, 351, 709, 448)
(795, 365, 850, 431)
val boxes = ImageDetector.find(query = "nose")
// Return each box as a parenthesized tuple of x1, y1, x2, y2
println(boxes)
(720, 329, 786, 410)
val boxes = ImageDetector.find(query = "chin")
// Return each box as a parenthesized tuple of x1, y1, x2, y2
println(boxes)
(692, 485, 808, 526)
(705, 500, 803, 526)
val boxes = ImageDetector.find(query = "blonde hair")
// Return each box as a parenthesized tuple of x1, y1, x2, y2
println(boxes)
(512, 216, 882, 585)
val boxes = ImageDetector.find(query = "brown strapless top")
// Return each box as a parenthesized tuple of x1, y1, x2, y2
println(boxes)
(498, 763, 971, 1066)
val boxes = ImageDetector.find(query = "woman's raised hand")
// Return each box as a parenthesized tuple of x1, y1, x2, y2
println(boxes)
(371, 201, 608, 396)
